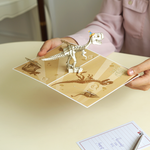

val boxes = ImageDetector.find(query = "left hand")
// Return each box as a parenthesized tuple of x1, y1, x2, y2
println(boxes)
(126, 58, 150, 91)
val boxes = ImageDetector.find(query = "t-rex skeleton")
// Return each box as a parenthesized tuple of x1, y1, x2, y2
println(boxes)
(42, 31, 104, 73)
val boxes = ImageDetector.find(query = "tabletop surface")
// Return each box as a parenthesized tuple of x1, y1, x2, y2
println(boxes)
(0, 41, 150, 150)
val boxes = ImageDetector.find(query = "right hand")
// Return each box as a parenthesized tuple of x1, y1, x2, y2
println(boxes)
(37, 37, 78, 57)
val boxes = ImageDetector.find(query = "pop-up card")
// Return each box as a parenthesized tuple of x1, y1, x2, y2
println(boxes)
(14, 32, 137, 108)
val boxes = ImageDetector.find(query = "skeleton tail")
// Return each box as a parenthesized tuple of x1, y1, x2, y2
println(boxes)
(41, 52, 66, 61)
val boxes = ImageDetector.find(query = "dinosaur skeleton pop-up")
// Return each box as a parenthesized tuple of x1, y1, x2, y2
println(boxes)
(42, 31, 104, 73)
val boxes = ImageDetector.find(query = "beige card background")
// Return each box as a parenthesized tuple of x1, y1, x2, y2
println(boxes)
(14, 44, 98, 85)
(48, 55, 135, 107)
(14, 44, 135, 108)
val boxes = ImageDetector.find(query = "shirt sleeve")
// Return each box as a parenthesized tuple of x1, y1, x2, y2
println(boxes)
(69, 0, 124, 56)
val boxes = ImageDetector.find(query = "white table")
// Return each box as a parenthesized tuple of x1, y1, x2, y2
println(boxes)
(0, 42, 150, 150)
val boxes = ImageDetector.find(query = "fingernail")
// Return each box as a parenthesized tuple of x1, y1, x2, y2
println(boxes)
(128, 69, 134, 75)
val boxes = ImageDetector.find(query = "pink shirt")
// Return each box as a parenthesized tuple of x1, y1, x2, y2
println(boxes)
(70, 0, 150, 57)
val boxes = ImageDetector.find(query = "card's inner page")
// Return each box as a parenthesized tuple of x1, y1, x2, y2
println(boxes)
(14, 43, 136, 107)
(14, 44, 98, 85)
(48, 55, 135, 107)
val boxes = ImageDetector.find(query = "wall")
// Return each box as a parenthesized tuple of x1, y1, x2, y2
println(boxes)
(0, 0, 102, 44)
(44, 0, 103, 38)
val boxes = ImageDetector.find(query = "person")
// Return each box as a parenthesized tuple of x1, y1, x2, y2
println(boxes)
(38, 0, 150, 91)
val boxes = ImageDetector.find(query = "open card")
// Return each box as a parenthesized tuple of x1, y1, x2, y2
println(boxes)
(14, 43, 137, 108)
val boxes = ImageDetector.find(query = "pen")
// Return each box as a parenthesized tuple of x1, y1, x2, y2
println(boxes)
(133, 132, 144, 150)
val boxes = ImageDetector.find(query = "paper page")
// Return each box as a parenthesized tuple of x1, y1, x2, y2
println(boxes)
(77, 121, 150, 150)
(13, 44, 136, 108)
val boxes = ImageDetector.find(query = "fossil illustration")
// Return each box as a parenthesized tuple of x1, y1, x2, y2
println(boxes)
(71, 90, 99, 98)
(52, 71, 113, 86)
(22, 57, 41, 75)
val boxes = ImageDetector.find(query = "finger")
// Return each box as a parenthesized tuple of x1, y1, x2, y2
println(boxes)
(38, 38, 62, 57)
(127, 58, 150, 76)
(126, 70, 150, 90)
(37, 40, 52, 56)
(37, 48, 49, 56)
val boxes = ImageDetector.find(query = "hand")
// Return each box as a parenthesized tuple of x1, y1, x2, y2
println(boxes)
(126, 58, 150, 91)
(37, 37, 78, 57)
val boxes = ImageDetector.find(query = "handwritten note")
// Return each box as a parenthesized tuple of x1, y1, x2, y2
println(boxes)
(77, 121, 150, 150)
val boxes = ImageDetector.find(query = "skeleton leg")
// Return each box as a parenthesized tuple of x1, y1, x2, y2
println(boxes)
(72, 54, 77, 72)
(82, 50, 87, 60)
(66, 55, 72, 67)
